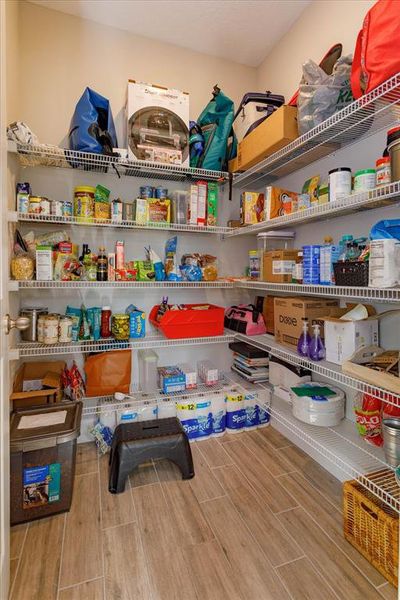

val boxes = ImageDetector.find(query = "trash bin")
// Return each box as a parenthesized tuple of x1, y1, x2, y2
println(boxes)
(10, 401, 82, 525)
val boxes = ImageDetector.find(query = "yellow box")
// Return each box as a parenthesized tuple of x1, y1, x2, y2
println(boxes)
(240, 191, 264, 224)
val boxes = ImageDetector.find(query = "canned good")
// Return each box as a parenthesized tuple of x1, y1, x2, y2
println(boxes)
(112, 314, 130, 340)
(62, 201, 73, 217)
(353, 169, 376, 192)
(37, 314, 47, 343)
(123, 201, 134, 221)
(40, 198, 51, 215)
(51, 199, 64, 216)
(140, 185, 154, 199)
(328, 167, 352, 202)
(28, 196, 42, 214)
(19, 307, 48, 342)
(59, 316, 73, 343)
(376, 157, 391, 186)
(111, 198, 123, 222)
(18, 193, 30, 213)
(43, 314, 60, 345)
(155, 187, 168, 199)
(74, 186, 95, 222)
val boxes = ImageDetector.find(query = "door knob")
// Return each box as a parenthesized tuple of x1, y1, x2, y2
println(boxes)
(2, 314, 30, 335)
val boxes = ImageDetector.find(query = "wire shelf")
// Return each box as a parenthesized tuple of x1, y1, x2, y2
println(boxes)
(10, 142, 229, 183)
(237, 281, 400, 303)
(14, 280, 235, 290)
(225, 180, 400, 237)
(233, 72, 400, 188)
(15, 331, 236, 358)
(235, 333, 400, 409)
(12, 211, 233, 235)
(269, 395, 400, 513)
(81, 375, 236, 416)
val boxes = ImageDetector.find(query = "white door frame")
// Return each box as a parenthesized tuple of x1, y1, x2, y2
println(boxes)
(0, 0, 10, 597)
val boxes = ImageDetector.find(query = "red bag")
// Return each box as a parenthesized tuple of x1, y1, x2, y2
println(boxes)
(351, 0, 400, 99)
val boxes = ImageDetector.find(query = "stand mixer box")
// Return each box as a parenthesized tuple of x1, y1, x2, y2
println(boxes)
(126, 80, 189, 166)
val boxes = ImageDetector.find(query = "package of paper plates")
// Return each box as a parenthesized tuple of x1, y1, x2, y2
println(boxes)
(290, 382, 345, 427)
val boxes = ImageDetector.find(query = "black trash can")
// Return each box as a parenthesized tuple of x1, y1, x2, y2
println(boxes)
(10, 401, 82, 525)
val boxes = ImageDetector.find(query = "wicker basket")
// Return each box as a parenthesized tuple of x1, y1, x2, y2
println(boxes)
(333, 261, 369, 286)
(343, 479, 399, 587)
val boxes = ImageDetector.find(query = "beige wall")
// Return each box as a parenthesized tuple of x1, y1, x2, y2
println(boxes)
(257, 0, 375, 99)
(18, 1, 257, 146)
(5, 0, 19, 123)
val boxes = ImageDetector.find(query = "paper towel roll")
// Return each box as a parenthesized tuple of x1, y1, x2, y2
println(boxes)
(158, 398, 177, 419)
(138, 401, 158, 421)
(226, 387, 246, 433)
(117, 404, 139, 425)
(257, 388, 271, 428)
(196, 395, 213, 441)
(211, 391, 226, 437)
(101, 405, 117, 431)
(245, 392, 259, 430)
(176, 397, 198, 441)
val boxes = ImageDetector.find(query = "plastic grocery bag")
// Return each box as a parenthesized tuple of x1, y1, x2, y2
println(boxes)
(297, 55, 353, 135)
(370, 219, 400, 240)
(85, 350, 131, 397)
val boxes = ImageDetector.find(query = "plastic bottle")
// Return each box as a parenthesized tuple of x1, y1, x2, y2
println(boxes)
(347, 242, 360, 261)
(96, 246, 108, 281)
(297, 318, 311, 357)
(308, 323, 326, 361)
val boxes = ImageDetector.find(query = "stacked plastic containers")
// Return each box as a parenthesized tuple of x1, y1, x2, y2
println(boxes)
(303, 245, 321, 284)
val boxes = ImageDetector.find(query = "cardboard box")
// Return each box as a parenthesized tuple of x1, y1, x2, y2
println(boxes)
(240, 191, 265, 224)
(237, 106, 298, 171)
(265, 186, 298, 220)
(126, 80, 189, 165)
(274, 297, 339, 349)
(263, 250, 299, 283)
(10, 361, 65, 408)
(323, 305, 379, 365)
(228, 157, 240, 173)
(256, 295, 281, 335)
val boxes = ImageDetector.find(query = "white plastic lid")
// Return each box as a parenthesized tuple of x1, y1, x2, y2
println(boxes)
(257, 230, 296, 239)
(102, 306, 111, 311)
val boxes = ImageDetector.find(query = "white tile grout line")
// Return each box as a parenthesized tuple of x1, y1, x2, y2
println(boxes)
(273, 556, 342, 600)
(129, 472, 154, 600)
(198, 494, 227, 504)
(58, 576, 104, 593)
(9, 523, 29, 600)
(55, 514, 67, 600)
(274, 555, 307, 569)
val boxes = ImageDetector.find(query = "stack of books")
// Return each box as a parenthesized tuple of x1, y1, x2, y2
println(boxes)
(229, 341, 269, 383)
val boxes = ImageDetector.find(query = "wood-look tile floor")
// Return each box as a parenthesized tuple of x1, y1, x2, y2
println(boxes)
(9, 427, 397, 600)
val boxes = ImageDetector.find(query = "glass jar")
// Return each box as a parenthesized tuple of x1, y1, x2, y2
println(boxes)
(37, 314, 47, 343)
(112, 314, 130, 340)
(59, 316, 73, 343)
(11, 255, 34, 280)
(43, 314, 59, 344)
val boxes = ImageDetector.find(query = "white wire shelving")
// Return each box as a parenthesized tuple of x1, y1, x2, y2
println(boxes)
(234, 72, 400, 188)
(235, 332, 400, 409)
(9, 141, 229, 183)
(15, 331, 235, 358)
(12, 280, 234, 290)
(225, 180, 400, 237)
(10, 211, 233, 235)
(269, 395, 400, 513)
(237, 280, 400, 303)
(81, 375, 235, 417)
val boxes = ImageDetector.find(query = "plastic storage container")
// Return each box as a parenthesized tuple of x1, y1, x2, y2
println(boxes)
(149, 304, 225, 339)
(138, 349, 159, 393)
(10, 401, 82, 525)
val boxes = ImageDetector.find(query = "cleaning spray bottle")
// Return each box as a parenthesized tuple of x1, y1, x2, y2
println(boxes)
(297, 318, 311, 357)
(308, 323, 325, 361)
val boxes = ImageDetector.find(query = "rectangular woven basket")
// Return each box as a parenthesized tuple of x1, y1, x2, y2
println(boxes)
(343, 479, 399, 587)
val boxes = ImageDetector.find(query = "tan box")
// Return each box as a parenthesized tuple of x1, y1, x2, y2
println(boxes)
(263, 250, 299, 283)
(265, 186, 298, 220)
(237, 106, 298, 171)
(10, 361, 65, 408)
(274, 297, 339, 349)
(228, 157, 240, 173)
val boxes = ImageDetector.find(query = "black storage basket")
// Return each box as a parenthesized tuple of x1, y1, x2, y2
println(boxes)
(333, 261, 369, 287)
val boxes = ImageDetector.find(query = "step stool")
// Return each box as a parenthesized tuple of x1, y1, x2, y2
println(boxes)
(108, 417, 194, 494)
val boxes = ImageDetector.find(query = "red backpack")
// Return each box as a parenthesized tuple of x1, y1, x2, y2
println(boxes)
(351, 0, 400, 99)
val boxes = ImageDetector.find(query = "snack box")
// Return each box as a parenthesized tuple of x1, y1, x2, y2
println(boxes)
(126, 307, 146, 338)
(158, 366, 186, 394)
(240, 191, 265, 224)
(206, 182, 218, 226)
(265, 186, 298, 220)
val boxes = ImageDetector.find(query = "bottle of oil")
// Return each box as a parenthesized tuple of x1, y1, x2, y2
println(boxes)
(97, 246, 108, 281)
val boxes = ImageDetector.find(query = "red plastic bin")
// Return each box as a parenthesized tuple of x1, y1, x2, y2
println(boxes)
(149, 304, 225, 339)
